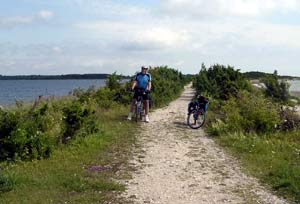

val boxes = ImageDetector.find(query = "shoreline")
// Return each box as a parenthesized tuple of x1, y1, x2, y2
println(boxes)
(290, 91, 300, 98)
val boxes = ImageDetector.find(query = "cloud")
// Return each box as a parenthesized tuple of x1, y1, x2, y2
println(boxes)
(1, 1, 300, 76)
(76, 20, 189, 51)
(238, 22, 300, 48)
(67, 0, 150, 18)
(38, 10, 54, 20)
(161, 0, 300, 18)
(52, 46, 63, 54)
(134, 27, 189, 48)
(0, 10, 54, 28)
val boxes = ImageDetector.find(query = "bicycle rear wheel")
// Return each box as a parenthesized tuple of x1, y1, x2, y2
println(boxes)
(187, 109, 205, 129)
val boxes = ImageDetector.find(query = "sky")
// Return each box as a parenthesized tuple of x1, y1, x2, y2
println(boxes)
(1, 0, 300, 76)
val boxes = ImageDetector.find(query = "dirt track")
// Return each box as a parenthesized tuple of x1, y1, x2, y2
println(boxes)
(121, 84, 287, 204)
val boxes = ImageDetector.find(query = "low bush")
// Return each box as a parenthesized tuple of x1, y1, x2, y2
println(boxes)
(208, 91, 280, 135)
(262, 71, 290, 103)
(0, 174, 14, 193)
(193, 64, 252, 100)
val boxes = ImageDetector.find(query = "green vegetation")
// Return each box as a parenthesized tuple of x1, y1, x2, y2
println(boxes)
(148, 66, 189, 108)
(262, 70, 290, 103)
(0, 106, 136, 204)
(0, 66, 188, 203)
(194, 64, 252, 100)
(194, 64, 300, 202)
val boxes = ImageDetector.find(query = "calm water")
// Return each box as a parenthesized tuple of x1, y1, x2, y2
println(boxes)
(0, 79, 106, 105)
(289, 80, 300, 92)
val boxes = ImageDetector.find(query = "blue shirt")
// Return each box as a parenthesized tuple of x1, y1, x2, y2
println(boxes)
(135, 72, 151, 90)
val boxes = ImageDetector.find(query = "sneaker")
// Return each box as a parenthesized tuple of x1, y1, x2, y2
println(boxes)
(145, 115, 150, 123)
(127, 112, 132, 121)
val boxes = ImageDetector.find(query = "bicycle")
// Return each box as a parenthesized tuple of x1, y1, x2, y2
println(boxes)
(133, 89, 146, 123)
(187, 100, 209, 129)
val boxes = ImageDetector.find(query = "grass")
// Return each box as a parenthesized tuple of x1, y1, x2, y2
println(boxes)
(0, 105, 137, 204)
(214, 131, 300, 203)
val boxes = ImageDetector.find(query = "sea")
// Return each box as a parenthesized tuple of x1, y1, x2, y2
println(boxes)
(0, 79, 107, 106)
(289, 80, 300, 92)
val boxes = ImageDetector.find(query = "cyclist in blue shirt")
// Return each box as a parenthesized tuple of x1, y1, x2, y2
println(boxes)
(127, 66, 152, 122)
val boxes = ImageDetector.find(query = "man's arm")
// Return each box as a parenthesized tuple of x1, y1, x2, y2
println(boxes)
(147, 81, 152, 92)
(131, 80, 137, 90)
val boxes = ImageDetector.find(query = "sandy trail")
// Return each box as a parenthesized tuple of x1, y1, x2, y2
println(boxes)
(121, 84, 287, 204)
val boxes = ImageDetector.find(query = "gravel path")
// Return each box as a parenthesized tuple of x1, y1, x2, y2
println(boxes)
(121, 84, 288, 204)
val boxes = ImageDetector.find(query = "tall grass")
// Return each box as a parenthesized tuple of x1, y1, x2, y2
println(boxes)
(216, 131, 300, 202)
(206, 94, 300, 202)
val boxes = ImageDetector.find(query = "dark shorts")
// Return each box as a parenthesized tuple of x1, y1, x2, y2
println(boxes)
(133, 90, 150, 100)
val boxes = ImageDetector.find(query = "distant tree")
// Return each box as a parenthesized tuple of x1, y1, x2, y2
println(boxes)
(106, 72, 121, 90)
(262, 70, 290, 102)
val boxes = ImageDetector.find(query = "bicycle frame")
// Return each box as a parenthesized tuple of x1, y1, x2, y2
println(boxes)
(134, 93, 145, 122)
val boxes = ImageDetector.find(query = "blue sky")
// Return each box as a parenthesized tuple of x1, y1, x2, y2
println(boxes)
(1, 0, 300, 76)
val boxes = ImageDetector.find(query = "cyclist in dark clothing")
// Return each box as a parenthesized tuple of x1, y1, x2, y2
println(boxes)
(127, 66, 152, 122)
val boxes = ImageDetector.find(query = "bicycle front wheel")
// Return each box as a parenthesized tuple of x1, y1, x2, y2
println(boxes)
(187, 110, 205, 129)
(135, 104, 139, 123)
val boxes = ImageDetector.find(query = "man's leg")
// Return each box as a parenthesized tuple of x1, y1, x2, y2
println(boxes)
(144, 100, 150, 122)
(127, 98, 136, 120)
(144, 100, 149, 115)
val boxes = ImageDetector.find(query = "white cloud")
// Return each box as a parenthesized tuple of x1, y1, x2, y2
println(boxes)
(161, 0, 300, 18)
(38, 10, 54, 20)
(2, 1, 300, 76)
(0, 10, 54, 28)
(239, 22, 300, 48)
(76, 20, 189, 50)
(52, 46, 63, 54)
(135, 27, 189, 47)
(67, 0, 150, 18)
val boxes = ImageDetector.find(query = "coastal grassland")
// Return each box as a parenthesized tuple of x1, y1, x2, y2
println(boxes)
(213, 131, 300, 202)
(0, 66, 189, 203)
(195, 64, 300, 203)
(0, 105, 137, 204)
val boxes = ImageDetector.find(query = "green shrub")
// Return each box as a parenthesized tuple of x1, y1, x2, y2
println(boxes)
(237, 91, 280, 133)
(0, 174, 14, 193)
(208, 91, 280, 135)
(148, 66, 187, 108)
(193, 64, 252, 100)
(106, 72, 122, 90)
(0, 101, 61, 161)
(0, 109, 23, 160)
(62, 100, 96, 143)
(262, 70, 290, 103)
